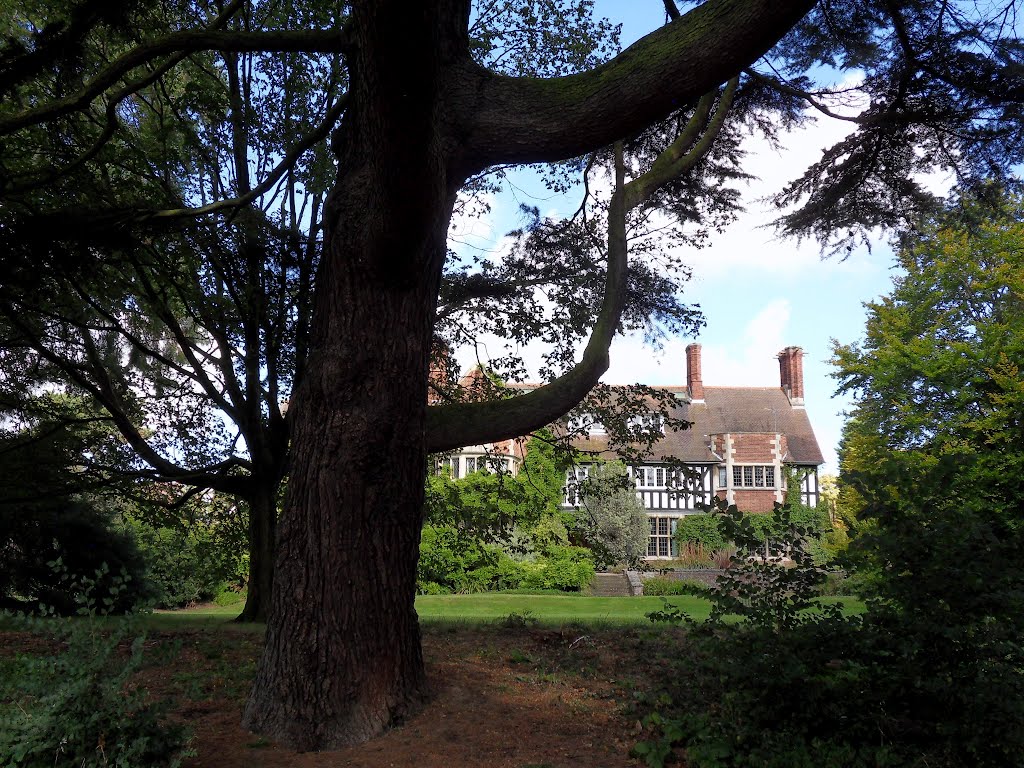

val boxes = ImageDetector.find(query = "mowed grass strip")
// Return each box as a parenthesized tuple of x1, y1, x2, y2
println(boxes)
(150, 593, 863, 628)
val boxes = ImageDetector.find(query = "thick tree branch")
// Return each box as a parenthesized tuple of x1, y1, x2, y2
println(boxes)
(452, 0, 814, 172)
(429, 69, 742, 451)
(426, 140, 630, 452)
(625, 76, 738, 209)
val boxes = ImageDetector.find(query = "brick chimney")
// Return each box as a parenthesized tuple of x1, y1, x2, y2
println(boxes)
(777, 346, 805, 405)
(686, 344, 705, 402)
(427, 340, 451, 405)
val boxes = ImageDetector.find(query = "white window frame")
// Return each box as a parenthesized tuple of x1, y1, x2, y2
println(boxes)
(629, 412, 664, 435)
(647, 516, 678, 558)
(634, 466, 667, 488)
(563, 466, 590, 506)
(731, 464, 777, 488)
(568, 412, 606, 436)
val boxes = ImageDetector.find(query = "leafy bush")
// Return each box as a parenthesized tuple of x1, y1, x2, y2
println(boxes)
(129, 520, 245, 608)
(521, 546, 595, 592)
(0, 501, 153, 615)
(642, 576, 708, 596)
(0, 570, 191, 767)
(417, 528, 593, 593)
(674, 513, 727, 552)
(213, 584, 246, 607)
(638, 492, 1024, 768)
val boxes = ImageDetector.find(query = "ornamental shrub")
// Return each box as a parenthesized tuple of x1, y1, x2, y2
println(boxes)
(417, 527, 592, 592)
(642, 576, 709, 596)
(523, 545, 595, 591)
(573, 463, 649, 569)
(0, 569, 191, 768)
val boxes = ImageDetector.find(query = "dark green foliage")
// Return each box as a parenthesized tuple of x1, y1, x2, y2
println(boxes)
(694, 498, 834, 632)
(0, 501, 151, 615)
(673, 513, 727, 552)
(633, 199, 1024, 767)
(0, 397, 153, 614)
(0, 572, 191, 768)
(129, 520, 247, 609)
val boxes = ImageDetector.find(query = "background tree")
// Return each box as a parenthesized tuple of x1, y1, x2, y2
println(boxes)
(571, 462, 649, 569)
(833, 189, 1024, 516)
(0, 0, 342, 622)
(818, 191, 1024, 765)
(0, 392, 152, 614)
(1, 0, 1023, 751)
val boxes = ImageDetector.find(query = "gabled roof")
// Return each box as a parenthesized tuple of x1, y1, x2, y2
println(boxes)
(570, 385, 824, 466)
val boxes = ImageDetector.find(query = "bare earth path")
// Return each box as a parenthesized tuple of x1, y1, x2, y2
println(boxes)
(6, 620, 686, 768)
(182, 626, 647, 767)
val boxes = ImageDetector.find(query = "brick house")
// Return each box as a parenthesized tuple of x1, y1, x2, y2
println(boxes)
(438, 344, 824, 560)
(563, 345, 823, 558)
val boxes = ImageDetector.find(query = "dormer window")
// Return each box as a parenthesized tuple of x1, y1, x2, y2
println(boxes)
(568, 412, 606, 436)
(629, 412, 664, 434)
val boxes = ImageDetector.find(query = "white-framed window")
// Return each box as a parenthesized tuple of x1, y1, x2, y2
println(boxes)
(435, 456, 462, 478)
(647, 516, 678, 558)
(629, 412, 664, 434)
(731, 464, 776, 488)
(717, 466, 727, 487)
(568, 412, 606, 436)
(563, 466, 590, 506)
(634, 466, 667, 488)
(466, 456, 493, 474)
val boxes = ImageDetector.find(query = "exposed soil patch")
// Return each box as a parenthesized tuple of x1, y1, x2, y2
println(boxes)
(3, 621, 688, 768)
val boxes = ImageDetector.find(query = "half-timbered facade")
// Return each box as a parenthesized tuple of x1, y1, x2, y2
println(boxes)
(560, 344, 824, 559)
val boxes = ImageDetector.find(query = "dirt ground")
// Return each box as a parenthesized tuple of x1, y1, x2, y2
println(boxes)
(3, 622, 688, 768)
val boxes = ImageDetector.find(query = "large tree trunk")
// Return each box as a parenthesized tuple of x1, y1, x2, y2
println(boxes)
(240, 206, 448, 746)
(235, 484, 277, 623)
(241, 2, 460, 747)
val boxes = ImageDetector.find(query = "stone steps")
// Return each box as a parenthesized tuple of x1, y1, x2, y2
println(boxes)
(589, 571, 631, 597)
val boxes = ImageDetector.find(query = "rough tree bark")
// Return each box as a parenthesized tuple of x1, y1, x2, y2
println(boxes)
(241, 1, 460, 747)
(243, 0, 816, 750)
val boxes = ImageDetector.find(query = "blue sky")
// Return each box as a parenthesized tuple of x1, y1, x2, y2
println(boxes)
(449, 4, 917, 474)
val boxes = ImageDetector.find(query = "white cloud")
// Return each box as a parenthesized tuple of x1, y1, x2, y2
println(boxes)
(699, 300, 791, 386)
(447, 192, 500, 261)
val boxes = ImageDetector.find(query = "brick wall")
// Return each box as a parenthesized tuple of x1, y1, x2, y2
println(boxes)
(733, 489, 776, 513)
(730, 433, 775, 463)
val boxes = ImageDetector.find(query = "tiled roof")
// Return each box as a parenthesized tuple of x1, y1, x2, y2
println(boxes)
(566, 385, 824, 466)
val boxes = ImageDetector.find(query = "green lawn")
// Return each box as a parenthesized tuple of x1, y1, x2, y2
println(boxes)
(152, 593, 863, 628)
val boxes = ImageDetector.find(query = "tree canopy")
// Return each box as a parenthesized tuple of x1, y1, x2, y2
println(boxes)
(1, 0, 1023, 752)
(833, 189, 1024, 503)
